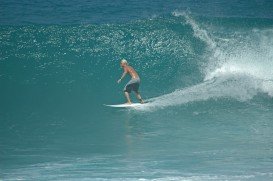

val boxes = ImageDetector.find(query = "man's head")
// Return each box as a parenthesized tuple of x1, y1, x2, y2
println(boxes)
(120, 59, 128, 67)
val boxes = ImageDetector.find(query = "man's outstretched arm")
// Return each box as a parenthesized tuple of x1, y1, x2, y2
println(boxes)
(117, 69, 127, 83)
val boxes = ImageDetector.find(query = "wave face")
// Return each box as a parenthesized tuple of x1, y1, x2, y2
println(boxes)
(1, 12, 273, 180)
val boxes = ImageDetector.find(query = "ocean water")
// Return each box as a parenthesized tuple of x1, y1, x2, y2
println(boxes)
(1, 1, 273, 180)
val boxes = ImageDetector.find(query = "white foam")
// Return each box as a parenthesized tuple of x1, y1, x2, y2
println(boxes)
(262, 81, 273, 97)
(137, 75, 262, 111)
(137, 13, 273, 111)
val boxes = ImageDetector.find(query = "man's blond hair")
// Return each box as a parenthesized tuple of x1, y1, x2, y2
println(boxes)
(121, 59, 128, 64)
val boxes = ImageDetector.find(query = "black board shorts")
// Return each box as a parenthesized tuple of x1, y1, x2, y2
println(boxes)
(124, 78, 140, 93)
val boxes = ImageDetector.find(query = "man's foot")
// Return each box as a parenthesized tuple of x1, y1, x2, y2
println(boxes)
(139, 99, 144, 104)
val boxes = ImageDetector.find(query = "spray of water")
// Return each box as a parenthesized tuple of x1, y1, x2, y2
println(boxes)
(138, 12, 273, 111)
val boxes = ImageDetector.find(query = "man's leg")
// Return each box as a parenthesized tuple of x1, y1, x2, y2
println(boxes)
(135, 92, 144, 104)
(124, 91, 132, 104)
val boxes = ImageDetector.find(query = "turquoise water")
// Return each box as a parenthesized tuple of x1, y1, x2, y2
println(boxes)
(1, 1, 273, 180)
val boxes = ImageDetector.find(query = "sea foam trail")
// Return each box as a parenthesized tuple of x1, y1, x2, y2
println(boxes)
(137, 13, 273, 111)
(139, 75, 267, 111)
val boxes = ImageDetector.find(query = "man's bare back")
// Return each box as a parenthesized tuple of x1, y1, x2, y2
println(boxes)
(123, 65, 139, 79)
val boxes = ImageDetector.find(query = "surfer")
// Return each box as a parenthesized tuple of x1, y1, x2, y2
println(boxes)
(117, 59, 144, 104)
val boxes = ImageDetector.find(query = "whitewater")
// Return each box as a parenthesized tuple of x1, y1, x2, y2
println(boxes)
(139, 13, 273, 111)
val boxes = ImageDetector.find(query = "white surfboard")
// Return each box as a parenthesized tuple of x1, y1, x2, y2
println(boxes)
(104, 103, 143, 108)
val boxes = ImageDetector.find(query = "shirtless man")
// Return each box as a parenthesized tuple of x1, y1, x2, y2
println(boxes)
(117, 59, 144, 104)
